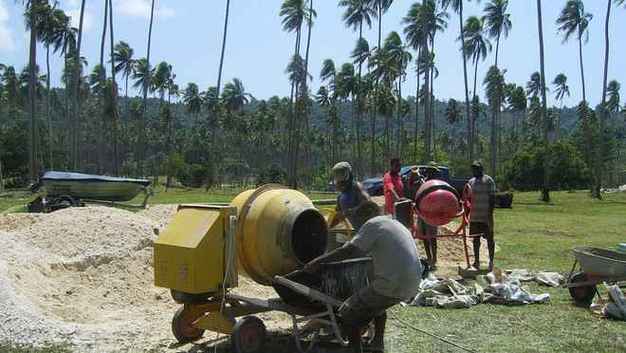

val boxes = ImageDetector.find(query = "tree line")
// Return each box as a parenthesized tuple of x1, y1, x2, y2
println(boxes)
(1, 0, 625, 199)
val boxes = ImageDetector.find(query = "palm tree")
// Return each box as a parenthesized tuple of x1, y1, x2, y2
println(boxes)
(320, 59, 340, 163)
(108, 0, 120, 175)
(370, 0, 393, 170)
(537, 0, 550, 202)
(552, 73, 570, 140)
(132, 58, 153, 96)
(222, 78, 253, 113)
(506, 84, 527, 137)
(463, 16, 491, 159)
(442, 0, 473, 160)
(72, 0, 86, 170)
(216, 0, 231, 97)
(139, 0, 156, 177)
(280, 0, 315, 187)
(606, 80, 621, 115)
(37, 4, 69, 169)
(526, 72, 542, 98)
(483, 65, 505, 175)
(339, 0, 375, 175)
(446, 99, 462, 124)
(482, 0, 512, 68)
(22, 0, 42, 180)
(371, 0, 393, 50)
(183, 83, 203, 124)
(403, 2, 424, 163)
(113, 41, 135, 102)
(556, 0, 592, 103)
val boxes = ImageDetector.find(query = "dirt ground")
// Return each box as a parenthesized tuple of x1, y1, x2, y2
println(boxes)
(0, 202, 491, 353)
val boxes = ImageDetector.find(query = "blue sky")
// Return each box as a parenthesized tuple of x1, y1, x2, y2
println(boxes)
(1, 0, 625, 108)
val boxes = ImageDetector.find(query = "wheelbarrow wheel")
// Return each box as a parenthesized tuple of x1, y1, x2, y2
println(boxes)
(171, 306, 205, 344)
(232, 316, 266, 353)
(568, 271, 597, 307)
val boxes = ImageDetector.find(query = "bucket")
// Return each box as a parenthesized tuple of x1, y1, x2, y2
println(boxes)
(273, 258, 371, 310)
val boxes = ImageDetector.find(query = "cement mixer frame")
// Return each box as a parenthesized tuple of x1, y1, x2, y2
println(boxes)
(396, 181, 481, 269)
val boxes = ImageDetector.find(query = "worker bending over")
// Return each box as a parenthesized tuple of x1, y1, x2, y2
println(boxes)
(467, 160, 496, 271)
(383, 158, 404, 216)
(304, 201, 421, 353)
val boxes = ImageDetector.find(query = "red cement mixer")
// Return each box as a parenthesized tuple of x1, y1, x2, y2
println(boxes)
(415, 179, 464, 226)
(395, 179, 476, 269)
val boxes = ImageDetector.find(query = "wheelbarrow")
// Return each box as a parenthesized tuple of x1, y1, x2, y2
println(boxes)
(171, 258, 372, 353)
(565, 247, 626, 306)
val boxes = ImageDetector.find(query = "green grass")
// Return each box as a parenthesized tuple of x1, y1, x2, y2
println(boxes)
(390, 190, 626, 353)
(0, 186, 335, 213)
(1, 190, 625, 352)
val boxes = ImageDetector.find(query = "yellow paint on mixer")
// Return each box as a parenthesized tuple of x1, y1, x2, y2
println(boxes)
(154, 184, 328, 294)
(230, 184, 328, 285)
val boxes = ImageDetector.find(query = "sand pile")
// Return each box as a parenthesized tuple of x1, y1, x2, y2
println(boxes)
(0, 206, 284, 353)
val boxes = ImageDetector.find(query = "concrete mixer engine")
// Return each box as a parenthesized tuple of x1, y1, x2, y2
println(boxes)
(154, 184, 328, 299)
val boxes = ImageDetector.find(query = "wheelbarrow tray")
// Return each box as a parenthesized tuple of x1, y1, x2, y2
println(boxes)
(573, 247, 626, 278)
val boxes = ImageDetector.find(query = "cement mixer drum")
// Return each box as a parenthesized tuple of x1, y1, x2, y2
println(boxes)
(415, 180, 461, 226)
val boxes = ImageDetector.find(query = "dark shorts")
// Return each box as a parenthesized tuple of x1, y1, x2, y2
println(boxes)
(338, 286, 400, 327)
(470, 222, 493, 239)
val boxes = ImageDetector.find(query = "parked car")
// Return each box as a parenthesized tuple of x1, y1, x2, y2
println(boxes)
(361, 165, 469, 197)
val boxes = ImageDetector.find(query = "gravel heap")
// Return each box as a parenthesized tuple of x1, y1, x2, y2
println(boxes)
(0, 206, 285, 352)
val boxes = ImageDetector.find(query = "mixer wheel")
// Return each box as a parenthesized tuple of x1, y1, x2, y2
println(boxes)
(172, 306, 205, 344)
(231, 316, 267, 353)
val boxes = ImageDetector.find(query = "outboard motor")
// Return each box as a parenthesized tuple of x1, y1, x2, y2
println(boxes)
(415, 180, 463, 226)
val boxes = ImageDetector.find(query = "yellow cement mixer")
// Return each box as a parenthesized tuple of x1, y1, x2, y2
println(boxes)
(154, 184, 345, 352)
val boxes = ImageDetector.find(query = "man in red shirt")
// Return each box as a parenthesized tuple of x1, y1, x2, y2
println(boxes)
(383, 158, 404, 215)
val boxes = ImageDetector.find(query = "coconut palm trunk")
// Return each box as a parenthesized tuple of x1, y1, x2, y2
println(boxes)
(537, 0, 550, 202)
(414, 47, 421, 163)
(46, 44, 53, 170)
(471, 54, 479, 158)
(423, 42, 432, 161)
(577, 36, 586, 103)
(140, 0, 156, 177)
(28, 0, 39, 181)
(297, 0, 314, 186)
(98, 0, 108, 174)
(596, 0, 612, 199)
(109, 0, 119, 176)
(356, 21, 364, 177)
(73, 0, 86, 170)
(459, 1, 472, 161)
(216, 0, 231, 97)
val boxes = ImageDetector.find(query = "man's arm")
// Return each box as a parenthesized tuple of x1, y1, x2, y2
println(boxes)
(303, 243, 365, 273)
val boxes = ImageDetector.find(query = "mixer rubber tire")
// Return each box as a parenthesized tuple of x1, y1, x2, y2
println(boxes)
(231, 316, 266, 353)
(172, 306, 205, 344)
(568, 272, 597, 307)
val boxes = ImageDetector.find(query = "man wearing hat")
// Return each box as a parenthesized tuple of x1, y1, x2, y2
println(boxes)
(467, 160, 496, 271)
(329, 162, 370, 232)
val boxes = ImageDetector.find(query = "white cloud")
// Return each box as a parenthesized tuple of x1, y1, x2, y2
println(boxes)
(115, 0, 175, 20)
(0, 0, 15, 52)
